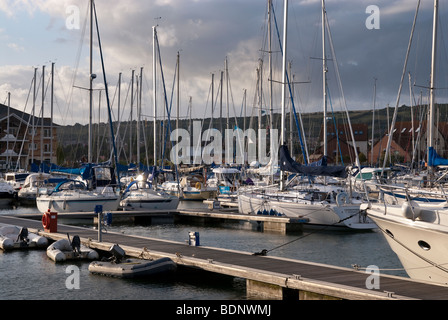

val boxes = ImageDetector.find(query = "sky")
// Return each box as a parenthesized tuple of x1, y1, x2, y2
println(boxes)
(1, 0, 448, 127)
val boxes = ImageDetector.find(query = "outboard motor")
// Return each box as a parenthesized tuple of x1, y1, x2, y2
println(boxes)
(70, 235, 81, 255)
(17, 227, 29, 243)
(109, 244, 125, 263)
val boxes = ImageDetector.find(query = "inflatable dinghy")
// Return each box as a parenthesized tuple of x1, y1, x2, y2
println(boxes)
(89, 244, 177, 278)
(0, 225, 48, 250)
(47, 235, 99, 262)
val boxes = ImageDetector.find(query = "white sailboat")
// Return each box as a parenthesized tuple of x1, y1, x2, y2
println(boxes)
(238, 0, 376, 230)
(364, 0, 448, 284)
(17, 172, 65, 205)
(120, 179, 179, 210)
(120, 26, 180, 211)
(36, 178, 120, 213)
(36, 0, 121, 213)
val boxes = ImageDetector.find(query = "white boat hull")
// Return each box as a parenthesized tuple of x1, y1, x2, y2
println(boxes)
(120, 191, 179, 211)
(0, 225, 48, 250)
(89, 257, 177, 278)
(367, 202, 448, 285)
(36, 192, 120, 213)
(238, 192, 376, 230)
(47, 239, 99, 262)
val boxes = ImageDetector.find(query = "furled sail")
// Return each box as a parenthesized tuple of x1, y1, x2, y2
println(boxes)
(279, 145, 347, 178)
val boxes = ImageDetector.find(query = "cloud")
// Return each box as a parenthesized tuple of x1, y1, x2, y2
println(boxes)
(1, 0, 447, 129)
(7, 43, 25, 52)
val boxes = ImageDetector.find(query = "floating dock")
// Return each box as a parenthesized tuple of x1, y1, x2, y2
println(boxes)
(176, 209, 308, 233)
(14, 208, 308, 234)
(1, 214, 448, 300)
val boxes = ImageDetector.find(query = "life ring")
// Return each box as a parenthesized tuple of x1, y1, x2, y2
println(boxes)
(336, 192, 349, 206)
(42, 211, 50, 229)
(195, 182, 202, 190)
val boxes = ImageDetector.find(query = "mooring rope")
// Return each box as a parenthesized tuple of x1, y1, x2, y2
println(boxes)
(253, 209, 363, 256)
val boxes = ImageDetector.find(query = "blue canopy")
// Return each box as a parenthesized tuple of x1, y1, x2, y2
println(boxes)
(428, 147, 448, 167)
(279, 145, 348, 178)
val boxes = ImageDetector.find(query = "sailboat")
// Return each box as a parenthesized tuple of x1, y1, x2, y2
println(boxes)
(36, 164, 120, 212)
(364, 0, 448, 284)
(120, 25, 180, 210)
(36, 0, 121, 213)
(238, 0, 376, 230)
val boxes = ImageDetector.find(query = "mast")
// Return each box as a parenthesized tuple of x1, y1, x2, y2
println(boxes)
(176, 52, 180, 168)
(268, 0, 274, 146)
(6, 92, 10, 170)
(409, 73, 415, 165)
(32, 67, 37, 167)
(322, 0, 327, 158)
(117, 72, 121, 158)
(130, 69, 134, 164)
(225, 57, 230, 131)
(280, 0, 288, 190)
(137, 68, 143, 166)
(41, 65, 45, 166)
(370, 77, 376, 166)
(258, 60, 263, 157)
(428, 0, 438, 171)
(51, 62, 54, 165)
(88, 0, 93, 164)
(176, 52, 180, 136)
(153, 26, 157, 168)
(220, 70, 223, 134)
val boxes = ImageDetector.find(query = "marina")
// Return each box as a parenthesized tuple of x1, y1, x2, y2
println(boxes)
(3, 0, 448, 307)
(1, 203, 448, 300)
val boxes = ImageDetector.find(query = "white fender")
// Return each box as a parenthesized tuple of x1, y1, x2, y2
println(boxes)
(401, 201, 421, 220)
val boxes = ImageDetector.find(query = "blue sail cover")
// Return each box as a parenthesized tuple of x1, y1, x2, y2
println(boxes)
(279, 145, 348, 178)
(428, 147, 448, 166)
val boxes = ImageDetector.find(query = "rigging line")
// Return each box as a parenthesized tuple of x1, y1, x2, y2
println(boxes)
(64, 1, 89, 127)
(161, 58, 178, 164)
(12, 76, 34, 171)
(381, 0, 420, 173)
(93, 0, 120, 185)
(327, 86, 344, 165)
(253, 209, 363, 256)
(154, 31, 180, 185)
(271, 3, 308, 164)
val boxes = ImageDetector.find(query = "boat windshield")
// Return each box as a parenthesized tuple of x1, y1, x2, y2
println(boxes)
(54, 180, 87, 192)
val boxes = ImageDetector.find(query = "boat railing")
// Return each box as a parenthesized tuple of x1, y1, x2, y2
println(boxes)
(374, 183, 448, 203)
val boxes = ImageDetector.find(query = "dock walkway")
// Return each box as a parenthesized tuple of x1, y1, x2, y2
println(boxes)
(1, 215, 448, 300)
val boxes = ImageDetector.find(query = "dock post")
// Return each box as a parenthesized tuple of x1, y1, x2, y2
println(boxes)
(95, 205, 103, 242)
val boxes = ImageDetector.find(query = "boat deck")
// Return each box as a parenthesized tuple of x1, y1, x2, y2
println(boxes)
(1, 214, 448, 300)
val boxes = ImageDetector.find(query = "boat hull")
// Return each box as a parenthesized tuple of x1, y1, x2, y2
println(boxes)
(47, 239, 99, 262)
(367, 202, 448, 284)
(89, 257, 177, 278)
(36, 193, 120, 213)
(238, 192, 376, 230)
(0, 225, 48, 250)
